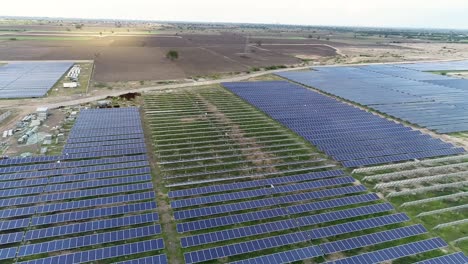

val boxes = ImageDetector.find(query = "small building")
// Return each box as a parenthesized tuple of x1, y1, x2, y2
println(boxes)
(63, 82, 78, 88)
(36, 107, 49, 121)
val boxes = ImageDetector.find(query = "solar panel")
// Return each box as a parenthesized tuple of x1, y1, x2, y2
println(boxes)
(45, 174, 151, 192)
(17, 239, 164, 264)
(320, 224, 427, 254)
(19, 225, 161, 256)
(39, 182, 153, 202)
(25, 212, 159, 240)
(275, 64, 468, 133)
(36, 191, 155, 213)
(115, 254, 168, 264)
(0, 231, 23, 245)
(0, 247, 17, 260)
(324, 237, 448, 264)
(223, 81, 463, 166)
(183, 213, 409, 263)
(174, 184, 368, 220)
(180, 202, 394, 247)
(229, 245, 323, 264)
(171, 176, 355, 208)
(177, 202, 392, 233)
(168, 169, 345, 198)
(32, 201, 157, 225)
(415, 252, 468, 264)
(0, 61, 73, 99)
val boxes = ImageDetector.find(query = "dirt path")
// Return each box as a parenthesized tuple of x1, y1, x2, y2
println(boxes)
(255, 43, 346, 56)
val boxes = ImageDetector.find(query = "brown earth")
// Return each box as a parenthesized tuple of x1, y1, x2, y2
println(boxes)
(0, 32, 338, 82)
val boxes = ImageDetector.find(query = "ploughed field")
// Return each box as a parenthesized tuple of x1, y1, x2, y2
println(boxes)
(0, 33, 338, 82)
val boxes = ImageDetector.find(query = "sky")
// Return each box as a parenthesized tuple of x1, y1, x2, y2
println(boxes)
(2, 0, 468, 29)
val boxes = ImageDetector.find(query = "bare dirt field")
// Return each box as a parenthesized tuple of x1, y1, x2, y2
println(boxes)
(0, 32, 338, 82)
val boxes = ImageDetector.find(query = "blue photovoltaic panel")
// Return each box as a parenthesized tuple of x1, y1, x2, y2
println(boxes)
(0, 247, 17, 260)
(180, 202, 394, 247)
(0, 231, 23, 245)
(174, 184, 369, 221)
(324, 237, 448, 264)
(168, 169, 345, 198)
(229, 245, 323, 264)
(223, 81, 464, 167)
(276, 62, 468, 133)
(177, 202, 391, 234)
(18, 239, 164, 264)
(0, 154, 147, 175)
(415, 252, 468, 264)
(171, 176, 355, 208)
(18, 225, 161, 256)
(39, 182, 154, 202)
(0, 218, 30, 231)
(0, 107, 163, 263)
(184, 213, 409, 264)
(115, 254, 168, 264)
(35, 191, 155, 213)
(25, 212, 159, 240)
(32, 201, 157, 226)
(320, 224, 427, 254)
(0, 61, 73, 98)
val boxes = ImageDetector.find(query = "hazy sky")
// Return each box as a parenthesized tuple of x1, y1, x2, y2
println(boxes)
(2, 0, 468, 29)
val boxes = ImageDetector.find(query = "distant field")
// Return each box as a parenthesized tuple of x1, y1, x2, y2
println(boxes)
(0, 36, 92, 41)
(0, 33, 339, 82)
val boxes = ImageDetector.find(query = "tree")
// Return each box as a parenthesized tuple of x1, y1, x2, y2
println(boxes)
(75, 24, 83, 29)
(166, 50, 179, 61)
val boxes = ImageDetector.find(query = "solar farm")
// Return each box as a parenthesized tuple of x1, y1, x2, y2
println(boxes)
(278, 60, 468, 133)
(0, 61, 73, 98)
(0, 107, 166, 263)
(2, 59, 468, 263)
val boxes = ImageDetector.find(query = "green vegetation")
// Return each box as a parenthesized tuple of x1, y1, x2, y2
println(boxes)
(166, 50, 179, 61)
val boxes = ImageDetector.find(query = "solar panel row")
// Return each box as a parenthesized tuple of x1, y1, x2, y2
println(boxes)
(168, 169, 345, 198)
(0, 108, 164, 263)
(19, 225, 162, 256)
(18, 238, 164, 264)
(174, 185, 371, 220)
(184, 213, 409, 263)
(277, 63, 468, 133)
(223, 81, 464, 167)
(171, 176, 354, 208)
(176, 186, 370, 233)
(0, 61, 73, 98)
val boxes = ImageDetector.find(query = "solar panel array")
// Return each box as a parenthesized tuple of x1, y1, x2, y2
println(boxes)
(0, 107, 167, 263)
(277, 61, 468, 133)
(0, 61, 73, 98)
(144, 89, 467, 263)
(223, 81, 464, 167)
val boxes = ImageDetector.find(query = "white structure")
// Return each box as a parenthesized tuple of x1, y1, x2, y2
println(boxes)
(63, 82, 78, 88)
(36, 107, 49, 121)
